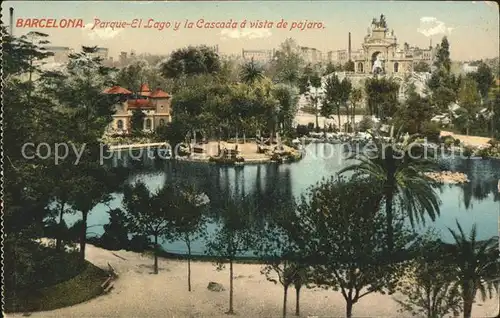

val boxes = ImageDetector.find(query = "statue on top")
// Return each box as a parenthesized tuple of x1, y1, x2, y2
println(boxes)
(371, 14, 387, 28)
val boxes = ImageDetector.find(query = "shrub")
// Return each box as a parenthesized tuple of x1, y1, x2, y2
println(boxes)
(358, 116, 374, 132)
(420, 122, 441, 143)
(454, 138, 461, 146)
(296, 124, 309, 137)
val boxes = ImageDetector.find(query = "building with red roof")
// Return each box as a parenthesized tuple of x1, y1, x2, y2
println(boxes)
(103, 84, 172, 134)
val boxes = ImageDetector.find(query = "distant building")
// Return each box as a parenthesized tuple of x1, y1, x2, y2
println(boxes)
(241, 49, 275, 63)
(300, 47, 322, 64)
(103, 83, 172, 134)
(462, 63, 479, 74)
(44, 46, 73, 63)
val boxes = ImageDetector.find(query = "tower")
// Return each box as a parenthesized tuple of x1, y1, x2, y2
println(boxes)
(9, 7, 14, 36)
(348, 32, 352, 61)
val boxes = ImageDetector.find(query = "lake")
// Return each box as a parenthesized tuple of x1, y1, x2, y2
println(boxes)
(68, 143, 500, 256)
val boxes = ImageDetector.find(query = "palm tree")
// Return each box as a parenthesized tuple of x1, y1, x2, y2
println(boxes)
(240, 58, 264, 85)
(338, 128, 441, 251)
(447, 221, 498, 318)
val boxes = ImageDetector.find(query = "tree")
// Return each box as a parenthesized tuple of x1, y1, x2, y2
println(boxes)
(100, 208, 130, 251)
(414, 61, 431, 73)
(257, 207, 308, 318)
(447, 222, 498, 318)
(456, 77, 481, 135)
(394, 83, 434, 135)
(468, 62, 494, 103)
(272, 84, 299, 135)
(349, 88, 363, 131)
(239, 59, 264, 85)
(322, 75, 351, 132)
(172, 183, 210, 291)
(339, 130, 441, 251)
(324, 62, 336, 75)
(122, 182, 176, 274)
(364, 77, 400, 120)
(434, 37, 451, 74)
(160, 45, 221, 79)
(293, 176, 414, 318)
(344, 60, 355, 72)
(396, 234, 463, 318)
(205, 195, 256, 315)
(116, 59, 154, 93)
(130, 108, 146, 132)
(272, 38, 305, 86)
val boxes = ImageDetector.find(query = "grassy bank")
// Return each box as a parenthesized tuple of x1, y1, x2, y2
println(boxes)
(5, 261, 108, 313)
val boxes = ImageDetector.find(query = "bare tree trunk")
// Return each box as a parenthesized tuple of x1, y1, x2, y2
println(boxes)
(282, 285, 289, 318)
(227, 258, 234, 314)
(346, 300, 353, 318)
(154, 234, 158, 274)
(56, 201, 65, 251)
(187, 239, 192, 291)
(295, 285, 301, 316)
(79, 211, 88, 262)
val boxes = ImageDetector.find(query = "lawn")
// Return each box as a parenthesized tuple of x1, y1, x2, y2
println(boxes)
(5, 261, 109, 313)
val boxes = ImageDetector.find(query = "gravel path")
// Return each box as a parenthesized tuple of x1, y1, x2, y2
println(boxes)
(6, 244, 499, 317)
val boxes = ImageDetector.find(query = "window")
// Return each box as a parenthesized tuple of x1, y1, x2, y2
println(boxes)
(159, 119, 165, 126)
(117, 119, 123, 130)
(145, 118, 152, 130)
(394, 62, 399, 73)
(357, 62, 364, 73)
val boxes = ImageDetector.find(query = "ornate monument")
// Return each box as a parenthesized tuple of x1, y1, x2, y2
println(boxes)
(346, 15, 436, 75)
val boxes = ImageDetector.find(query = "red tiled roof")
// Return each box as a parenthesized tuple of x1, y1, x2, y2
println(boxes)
(139, 83, 151, 92)
(149, 88, 170, 98)
(127, 99, 155, 108)
(103, 86, 133, 94)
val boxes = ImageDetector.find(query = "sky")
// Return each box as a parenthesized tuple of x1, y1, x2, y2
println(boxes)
(2, 1, 499, 61)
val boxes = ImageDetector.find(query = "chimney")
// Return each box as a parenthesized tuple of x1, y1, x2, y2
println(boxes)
(348, 32, 352, 61)
(9, 7, 14, 36)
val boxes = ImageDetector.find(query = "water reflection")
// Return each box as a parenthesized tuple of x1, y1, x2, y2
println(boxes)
(77, 145, 500, 254)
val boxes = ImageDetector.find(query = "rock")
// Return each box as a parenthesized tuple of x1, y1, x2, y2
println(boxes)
(207, 282, 225, 292)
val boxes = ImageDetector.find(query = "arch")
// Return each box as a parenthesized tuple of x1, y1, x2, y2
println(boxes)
(371, 51, 384, 74)
(357, 62, 364, 73)
(394, 62, 399, 73)
(371, 51, 382, 68)
(145, 118, 152, 130)
(117, 119, 124, 130)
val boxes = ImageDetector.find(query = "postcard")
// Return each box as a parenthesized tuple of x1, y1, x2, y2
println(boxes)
(2, 1, 499, 317)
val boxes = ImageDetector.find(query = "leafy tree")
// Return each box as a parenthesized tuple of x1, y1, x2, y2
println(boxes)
(322, 75, 351, 132)
(324, 62, 336, 75)
(205, 195, 256, 315)
(256, 207, 308, 318)
(272, 38, 305, 86)
(239, 58, 264, 84)
(272, 84, 299, 135)
(122, 182, 176, 274)
(100, 208, 130, 251)
(414, 61, 431, 73)
(456, 77, 481, 135)
(344, 60, 355, 72)
(349, 88, 363, 131)
(358, 115, 374, 132)
(116, 59, 153, 92)
(293, 176, 414, 318)
(434, 37, 451, 73)
(339, 131, 441, 251)
(396, 234, 463, 318)
(171, 183, 210, 291)
(468, 62, 494, 103)
(300, 69, 322, 131)
(394, 83, 434, 135)
(447, 222, 498, 318)
(130, 108, 146, 132)
(160, 45, 221, 79)
(364, 77, 400, 120)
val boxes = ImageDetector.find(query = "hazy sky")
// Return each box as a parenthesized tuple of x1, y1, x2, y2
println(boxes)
(2, 1, 499, 61)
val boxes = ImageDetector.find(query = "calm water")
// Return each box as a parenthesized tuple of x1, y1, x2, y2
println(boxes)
(67, 143, 500, 255)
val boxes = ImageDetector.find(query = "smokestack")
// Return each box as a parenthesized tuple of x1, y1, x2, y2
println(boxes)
(9, 7, 14, 36)
(348, 32, 352, 61)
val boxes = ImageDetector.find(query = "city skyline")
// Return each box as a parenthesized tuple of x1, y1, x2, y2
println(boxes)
(2, 1, 499, 61)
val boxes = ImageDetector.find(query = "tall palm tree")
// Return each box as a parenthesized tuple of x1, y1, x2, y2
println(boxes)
(240, 58, 264, 85)
(338, 128, 441, 251)
(447, 221, 498, 318)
